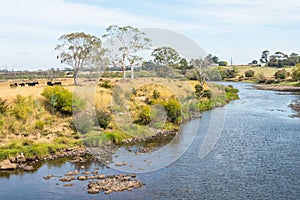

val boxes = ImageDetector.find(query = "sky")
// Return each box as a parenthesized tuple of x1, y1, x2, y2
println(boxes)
(1, 0, 300, 70)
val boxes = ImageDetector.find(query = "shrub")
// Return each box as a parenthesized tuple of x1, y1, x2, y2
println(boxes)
(202, 90, 212, 99)
(152, 89, 160, 99)
(218, 67, 238, 79)
(138, 105, 157, 125)
(292, 65, 300, 82)
(34, 120, 44, 130)
(164, 97, 181, 123)
(245, 70, 255, 77)
(9, 95, 35, 121)
(42, 86, 85, 114)
(95, 109, 112, 129)
(72, 111, 94, 134)
(99, 80, 112, 88)
(274, 69, 288, 79)
(195, 84, 203, 96)
(218, 61, 228, 66)
(256, 72, 267, 83)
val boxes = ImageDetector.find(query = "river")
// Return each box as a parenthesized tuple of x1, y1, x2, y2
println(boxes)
(0, 82, 299, 200)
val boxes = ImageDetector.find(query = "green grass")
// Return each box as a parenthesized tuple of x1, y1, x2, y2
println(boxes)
(0, 138, 79, 161)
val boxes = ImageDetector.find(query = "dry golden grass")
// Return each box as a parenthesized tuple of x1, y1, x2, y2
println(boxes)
(225, 65, 294, 78)
(0, 78, 74, 99)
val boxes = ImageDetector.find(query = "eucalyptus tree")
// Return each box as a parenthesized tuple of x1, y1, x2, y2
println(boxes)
(151, 46, 180, 67)
(260, 50, 269, 64)
(55, 32, 103, 85)
(102, 25, 151, 79)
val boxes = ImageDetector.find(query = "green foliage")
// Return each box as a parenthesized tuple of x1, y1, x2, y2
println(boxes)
(9, 95, 35, 121)
(151, 46, 180, 67)
(195, 84, 203, 95)
(225, 85, 239, 101)
(202, 90, 212, 99)
(138, 105, 157, 125)
(244, 70, 255, 77)
(99, 80, 112, 88)
(195, 84, 211, 98)
(274, 69, 289, 79)
(55, 32, 103, 85)
(152, 89, 160, 99)
(164, 97, 181, 123)
(95, 109, 112, 129)
(42, 86, 85, 114)
(291, 65, 300, 82)
(34, 120, 45, 130)
(0, 139, 78, 161)
(103, 25, 151, 79)
(72, 111, 94, 134)
(218, 67, 238, 79)
(218, 61, 228, 66)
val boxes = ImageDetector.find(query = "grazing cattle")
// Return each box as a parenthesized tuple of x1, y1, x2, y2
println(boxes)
(47, 81, 62, 86)
(54, 81, 62, 85)
(10, 83, 18, 88)
(19, 83, 25, 87)
(25, 82, 39, 86)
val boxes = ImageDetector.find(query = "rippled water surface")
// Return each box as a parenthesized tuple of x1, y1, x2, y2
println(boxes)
(1, 82, 299, 200)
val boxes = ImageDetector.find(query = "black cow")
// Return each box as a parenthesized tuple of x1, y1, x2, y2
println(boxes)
(19, 83, 25, 87)
(47, 81, 53, 86)
(10, 83, 18, 88)
(54, 81, 62, 85)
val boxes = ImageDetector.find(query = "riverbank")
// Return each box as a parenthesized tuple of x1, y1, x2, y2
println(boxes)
(253, 84, 300, 92)
(0, 79, 239, 174)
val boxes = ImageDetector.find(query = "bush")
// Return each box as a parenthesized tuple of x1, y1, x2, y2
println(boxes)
(256, 72, 267, 83)
(219, 67, 238, 79)
(42, 86, 85, 114)
(152, 90, 160, 99)
(195, 84, 203, 96)
(34, 120, 44, 130)
(72, 111, 94, 134)
(9, 95, 35, 121)
(274, 69, 288, 79)
(138, 105, 157, 125)
(95, 109, 112, 129)
(218, 61, 227, 66)
(99, 80, 112, 88)
(164, 97, 181, 123)
(292, 65, 300, 82)
(202, 90, 212, 99)
(245, 70, 255, 78)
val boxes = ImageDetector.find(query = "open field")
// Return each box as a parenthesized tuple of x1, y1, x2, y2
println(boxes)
(0, 78, 74, 99)
(226, 65, 294, 78)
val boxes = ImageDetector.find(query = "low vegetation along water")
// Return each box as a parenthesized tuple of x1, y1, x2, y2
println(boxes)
(0, 82, 299, 199)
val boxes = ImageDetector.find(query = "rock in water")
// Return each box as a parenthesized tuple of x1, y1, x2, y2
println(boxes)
(0, 159, 18, 170)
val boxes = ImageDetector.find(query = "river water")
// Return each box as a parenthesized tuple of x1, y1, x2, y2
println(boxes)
(0, 82, 299, 200)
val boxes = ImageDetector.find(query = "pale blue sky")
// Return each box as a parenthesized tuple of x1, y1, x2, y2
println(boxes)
(1, 0, 300, 70)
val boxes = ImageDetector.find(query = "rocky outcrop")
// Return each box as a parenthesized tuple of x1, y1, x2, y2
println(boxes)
(87, 174, 144, 194)
(0, 159, 17, 170)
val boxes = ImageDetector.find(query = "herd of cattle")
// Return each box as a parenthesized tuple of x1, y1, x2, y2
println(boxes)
(10, 81, 62, 88)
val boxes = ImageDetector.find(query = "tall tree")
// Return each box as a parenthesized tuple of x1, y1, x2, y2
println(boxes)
(260, 50, 269, 64)
(102, 25, 151, 79)
(151, 46, 180, 67)
(55, 32, 103, 85)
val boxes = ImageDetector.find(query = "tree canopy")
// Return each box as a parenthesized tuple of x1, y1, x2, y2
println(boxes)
(102, 25, 151, 79)
(55, 32, 103, 85)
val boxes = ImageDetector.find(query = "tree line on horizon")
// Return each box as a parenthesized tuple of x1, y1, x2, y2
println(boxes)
(250, 50, 300, 68)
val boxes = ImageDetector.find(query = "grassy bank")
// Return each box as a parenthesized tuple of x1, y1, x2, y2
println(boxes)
(0, 78, 239, 162)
